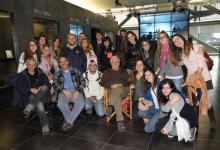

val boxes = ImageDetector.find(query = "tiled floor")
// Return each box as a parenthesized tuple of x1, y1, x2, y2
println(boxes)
(0, 55, 219, 150)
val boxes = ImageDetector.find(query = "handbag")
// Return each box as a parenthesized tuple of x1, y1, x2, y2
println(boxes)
(138, 99, 153, 111)
(171, 108, 191, 142)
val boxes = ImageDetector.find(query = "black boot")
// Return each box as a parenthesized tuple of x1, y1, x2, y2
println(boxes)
(208, 107, 216, 130)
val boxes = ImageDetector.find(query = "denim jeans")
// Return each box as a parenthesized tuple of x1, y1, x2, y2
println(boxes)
(28, 85, 49, 127)
(85, 98, 104, 117)
(171, 78, 184, 92)
(138, 107, 160, 133)
(57, 92, 85, 124)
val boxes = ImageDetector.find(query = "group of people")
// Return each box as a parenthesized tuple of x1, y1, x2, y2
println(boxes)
(7, 29, 215, 142)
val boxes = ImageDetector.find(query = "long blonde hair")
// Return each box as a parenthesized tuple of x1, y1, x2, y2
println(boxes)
(157, 31, 170, 53)
(80, 38, 94, 57)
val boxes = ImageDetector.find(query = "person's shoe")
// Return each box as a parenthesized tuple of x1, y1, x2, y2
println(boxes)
(23, 109, 31, 119)
(167, 134, 174, 139)
(188, 127, 197, 142)
(86, 109, 92, 114)
(106, 105, 114, 117)
(42, 125, 50, 136)
(23, 104, 34, 119)
(208, 107, 216, 130)
(117, 121, 126, 132)
(62, 121, 73, 131)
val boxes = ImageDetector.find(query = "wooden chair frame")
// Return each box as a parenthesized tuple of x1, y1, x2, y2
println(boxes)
(104, 87, 133, 122)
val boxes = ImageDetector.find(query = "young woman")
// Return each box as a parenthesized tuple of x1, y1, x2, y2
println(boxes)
(138, 68, 160, 133)
(171, 34, 216, 129)
(157, 79, 197, 140)
(140, 39, 155, 70)
(38, 34, 47, 53)
(129, 59, 146, 119)
(154, 31, 170, 74)
(99, 36, 115, 72)
(124, 31, 141, 73)
(80, 38, 96, 69)
(17, 39, 41, 73)
(51, 37, 62, 60)
(158, 42, 184, 92)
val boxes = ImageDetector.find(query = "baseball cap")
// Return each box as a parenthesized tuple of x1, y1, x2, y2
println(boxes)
(89, 57, 97, 65)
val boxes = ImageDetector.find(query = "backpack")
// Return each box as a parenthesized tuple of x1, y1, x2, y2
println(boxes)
(203, 51, 214, 71)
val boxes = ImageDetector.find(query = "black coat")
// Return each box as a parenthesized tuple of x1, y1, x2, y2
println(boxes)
(140, 49, 155, 70)
(99, 46, 116, 72)
(125, 43, 141, 70)
(61, 45, 87, 73)
(6, 69, 51, 108)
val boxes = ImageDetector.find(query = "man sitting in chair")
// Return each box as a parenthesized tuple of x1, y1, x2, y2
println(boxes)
(53, 56, 85, 131)
(100, 54, 130, 132)
(83, 58, 104, 117)
(8, 58, 51, 135)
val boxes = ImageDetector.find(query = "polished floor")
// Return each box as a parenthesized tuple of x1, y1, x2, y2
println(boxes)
(0, 55, 219, 150)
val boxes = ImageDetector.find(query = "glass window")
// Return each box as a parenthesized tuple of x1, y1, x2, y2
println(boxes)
(69, 24, 84, 39)
(139, 11, 189, 40)
(33, 18, 59, 45)
(0, 11, 14, 59)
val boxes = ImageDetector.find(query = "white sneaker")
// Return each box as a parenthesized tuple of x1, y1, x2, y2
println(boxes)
(167, 134, 174, 139)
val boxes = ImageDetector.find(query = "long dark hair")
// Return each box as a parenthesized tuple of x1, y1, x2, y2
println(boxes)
(145, 68, 158, 91)
(140, 39, 154, 54)
(171, 34, 191, 57)
(24, 39, 41, 62)
(170, 40, 182, 65)
(102, 36, 113, 50)
(158, 79, 179, 104)
(52, 36, 62, 50)
(124, 31, 140, 53)
(129, 59, 145, 82)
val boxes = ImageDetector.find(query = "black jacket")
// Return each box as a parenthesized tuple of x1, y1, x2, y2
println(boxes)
(125, 43, 141, 70)
(61, 44, 87, 73)
(6, 69, 50, 108)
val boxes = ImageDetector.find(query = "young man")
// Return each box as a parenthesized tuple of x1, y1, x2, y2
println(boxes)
(61, 33, 87, 73)
(83, 58, 104, 117)
(92, 31, 103, 61)
(53, 56, 85, 131)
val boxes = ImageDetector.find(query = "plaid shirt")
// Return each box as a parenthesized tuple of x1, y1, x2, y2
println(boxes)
(53, 66, 85, 94)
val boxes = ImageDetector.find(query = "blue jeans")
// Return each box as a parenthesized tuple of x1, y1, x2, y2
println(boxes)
(57, 92, 85, 124)
(171, 78, 184, 92)
(85, 98, 104, 117)
(138, 107, 160, 133)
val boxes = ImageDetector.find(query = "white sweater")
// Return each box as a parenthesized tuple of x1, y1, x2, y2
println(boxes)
(17, 52, 39, 73)
(83, 71, 104, 100)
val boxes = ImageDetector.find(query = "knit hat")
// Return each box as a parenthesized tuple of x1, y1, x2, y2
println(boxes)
(89, 57, 97, 65)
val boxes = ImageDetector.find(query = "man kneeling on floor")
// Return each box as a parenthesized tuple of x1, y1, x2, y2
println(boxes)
(53, 56, 85, 131)
(8, 58, 51, 135)
(83, 58, 104, 117)
(100, 54, 130, 132)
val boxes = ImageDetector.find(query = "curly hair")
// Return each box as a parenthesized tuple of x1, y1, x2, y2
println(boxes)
(171, 34, 191, 58)
(80, 38, 94, 57)
(24, 39, 41, 62)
